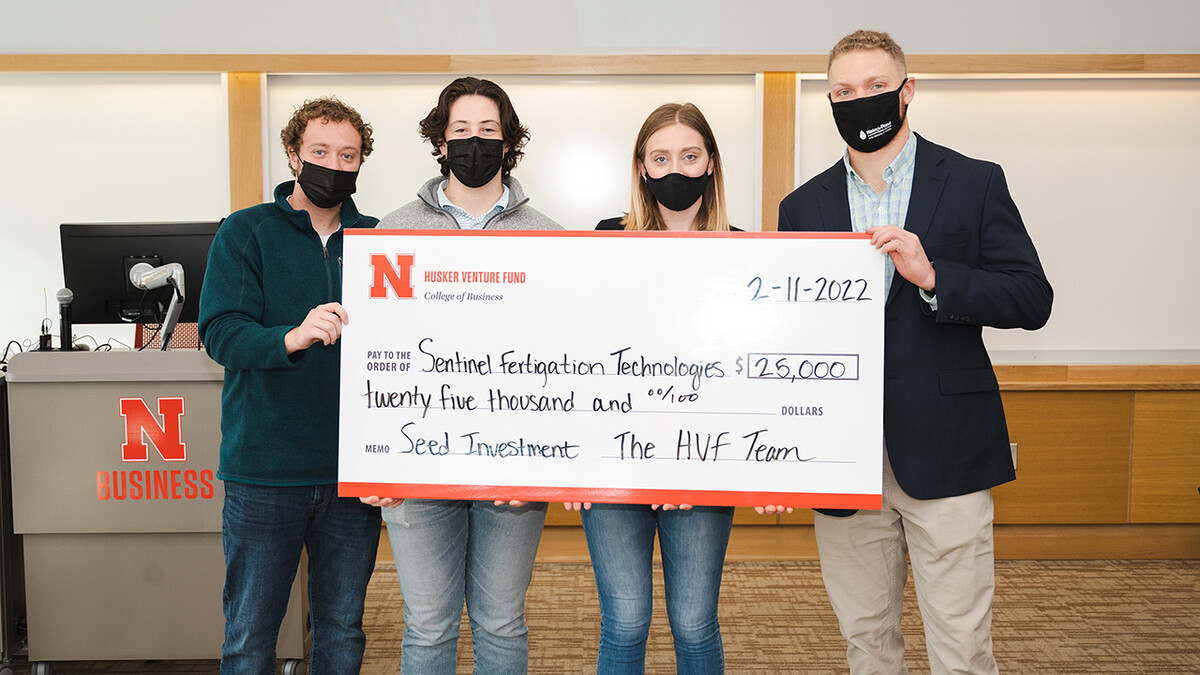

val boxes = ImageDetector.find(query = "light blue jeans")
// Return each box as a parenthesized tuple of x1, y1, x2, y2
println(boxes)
(581, 503, 734, 674)
(382, 499, 547, 674)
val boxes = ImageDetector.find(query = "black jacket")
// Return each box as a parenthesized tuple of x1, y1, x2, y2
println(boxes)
(778, 134, 1052, 501)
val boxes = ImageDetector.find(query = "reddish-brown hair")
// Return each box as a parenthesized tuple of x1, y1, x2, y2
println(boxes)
(280, 97, 373, 176)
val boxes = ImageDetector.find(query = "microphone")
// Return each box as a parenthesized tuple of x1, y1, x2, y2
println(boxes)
(57, 287, 76, 351)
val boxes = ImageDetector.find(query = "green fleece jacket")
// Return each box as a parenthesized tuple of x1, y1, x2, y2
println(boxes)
(198, 182, 378, 486)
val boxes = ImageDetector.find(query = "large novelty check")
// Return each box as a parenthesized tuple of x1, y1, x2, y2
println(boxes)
(338, 229, 883, 509)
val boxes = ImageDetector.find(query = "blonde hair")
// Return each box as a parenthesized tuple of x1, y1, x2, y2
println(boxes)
(622, 102, 732, 232)
(828, 29, 907, 76)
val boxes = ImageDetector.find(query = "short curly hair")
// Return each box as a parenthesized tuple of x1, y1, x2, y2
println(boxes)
(828, 29, 907, 76)
(418, 77, 529, 178)
(280, 97, 374, 176)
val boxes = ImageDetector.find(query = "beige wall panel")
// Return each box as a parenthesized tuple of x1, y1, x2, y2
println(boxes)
(993, 392, 1132, 523)
(266, 74, 758, 231)
(1131, 392, 1200, 523)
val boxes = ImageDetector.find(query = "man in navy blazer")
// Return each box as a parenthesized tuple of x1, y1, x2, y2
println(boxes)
(777, 30, 1051, 675)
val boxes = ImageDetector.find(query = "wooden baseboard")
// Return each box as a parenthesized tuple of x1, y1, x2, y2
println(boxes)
(528, 524, 1200, 563)
(993, 523, 1200, 559)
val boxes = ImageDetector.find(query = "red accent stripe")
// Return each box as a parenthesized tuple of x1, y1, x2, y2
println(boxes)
(346, 229, 868, 240)
(339, 482, 880, 510)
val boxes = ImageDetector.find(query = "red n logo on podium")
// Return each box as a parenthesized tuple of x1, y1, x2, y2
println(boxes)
(119, 397, 187, 462)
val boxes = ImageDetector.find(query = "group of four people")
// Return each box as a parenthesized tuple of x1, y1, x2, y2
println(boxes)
(199, 28, 1051, 675)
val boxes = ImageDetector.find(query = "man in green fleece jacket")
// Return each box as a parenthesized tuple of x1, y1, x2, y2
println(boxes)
(198, 97, 381, 675)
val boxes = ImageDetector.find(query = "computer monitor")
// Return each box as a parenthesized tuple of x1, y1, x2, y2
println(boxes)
(60, 221, 222, 327)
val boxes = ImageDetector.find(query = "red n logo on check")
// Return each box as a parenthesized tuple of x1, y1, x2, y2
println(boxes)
(370, 254, 415, 299)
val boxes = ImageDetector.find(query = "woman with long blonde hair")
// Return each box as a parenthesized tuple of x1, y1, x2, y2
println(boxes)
(597, 102, 738, 233)
(577, 102, 737, 674)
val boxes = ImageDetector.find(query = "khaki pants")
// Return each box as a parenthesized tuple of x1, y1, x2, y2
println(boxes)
(814, 452, 999, 675)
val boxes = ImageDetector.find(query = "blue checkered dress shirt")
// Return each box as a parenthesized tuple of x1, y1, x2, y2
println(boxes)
(436, 180, 509, 229)
(843, 131, 917, 300)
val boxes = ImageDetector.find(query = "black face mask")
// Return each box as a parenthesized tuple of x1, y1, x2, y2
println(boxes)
(445, 137, 505, 188)
(646, 172, 710, 212)
(830, 79, 908, 153)
(296, 160, 358, 209)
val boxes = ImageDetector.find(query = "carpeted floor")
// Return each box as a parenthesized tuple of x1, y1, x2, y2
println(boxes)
(10, 559, 1198, 673)
(363, 560, 1200, 674)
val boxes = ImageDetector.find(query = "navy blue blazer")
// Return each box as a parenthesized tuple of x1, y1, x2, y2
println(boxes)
(778, 134, 1052, 500)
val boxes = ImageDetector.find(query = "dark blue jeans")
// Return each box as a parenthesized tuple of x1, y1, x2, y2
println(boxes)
(221, 481, 381, 675)
(581, 504, 734, 674)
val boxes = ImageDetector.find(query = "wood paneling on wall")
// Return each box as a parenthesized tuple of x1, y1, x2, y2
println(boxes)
(993, 392, 1132, 523)
(760, 72, 795, 232)
(226, 72, 262, 212)
(1131, 392, 1200, 523)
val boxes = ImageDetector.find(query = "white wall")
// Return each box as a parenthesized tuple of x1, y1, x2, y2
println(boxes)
(265, 75, 758, 231)
(0, 74, 229, 351)
(797, 77, 1200, 364)
(4, 0, 1199, 54)
(4, 74, 1199, 363)
(1, 3, 1198, 363)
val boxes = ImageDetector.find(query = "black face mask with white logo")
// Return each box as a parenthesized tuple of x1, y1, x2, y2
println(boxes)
(646, 172, 710, 212)
(446, 137, 505, 188)
(296, 160, 358, 209)
(829, 79, 908, 153)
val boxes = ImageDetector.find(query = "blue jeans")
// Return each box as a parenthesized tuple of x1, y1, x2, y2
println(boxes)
(221, 481, 381, 675)
(382, 499, 547, 674)
(581, 504, 734, 674)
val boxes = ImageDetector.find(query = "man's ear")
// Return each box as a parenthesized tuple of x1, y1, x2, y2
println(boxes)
(901, 77, 916, 106)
